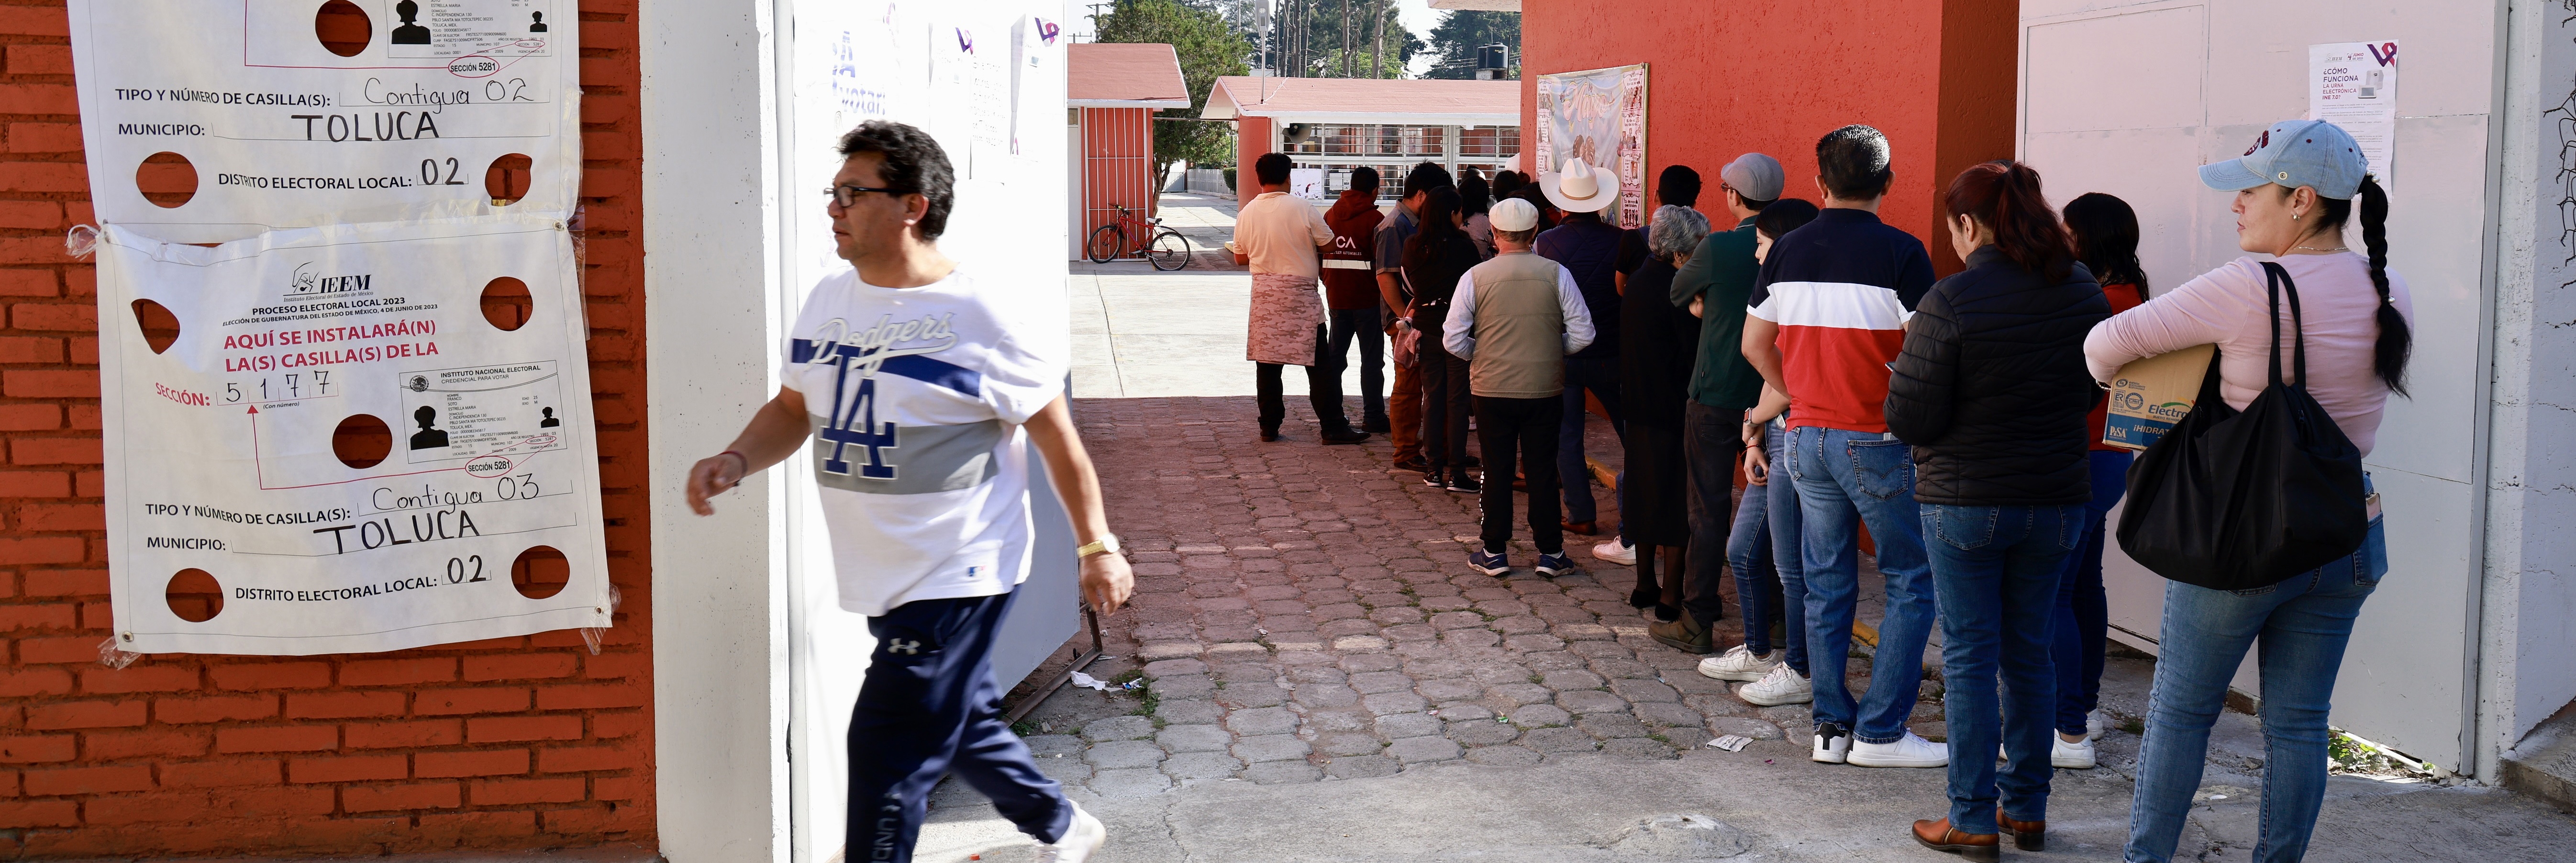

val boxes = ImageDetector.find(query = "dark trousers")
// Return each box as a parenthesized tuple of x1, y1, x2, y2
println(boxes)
(1477, 394, 1564, 554)
(848, 590, 1070, 862)
(1681, 401, 1742, 628)
(1558, 356, 1624, 527)
(1418, 331, 1471, 468)
(1256, 323, 1346, 432)
(1324, 307, 1387, 424)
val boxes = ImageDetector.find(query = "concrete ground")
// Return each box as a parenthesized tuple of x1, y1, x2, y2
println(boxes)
(908, 396, 2574, 863)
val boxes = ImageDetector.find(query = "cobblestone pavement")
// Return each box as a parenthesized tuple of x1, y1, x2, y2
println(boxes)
(1012, 395, 1917, 796)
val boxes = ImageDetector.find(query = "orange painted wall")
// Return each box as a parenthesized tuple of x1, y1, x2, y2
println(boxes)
(0, 1, 654, 856)
(1234, 115, 1273, 210)
(1080, 107, 1158, 254)
(1519, 0, 2018, 274)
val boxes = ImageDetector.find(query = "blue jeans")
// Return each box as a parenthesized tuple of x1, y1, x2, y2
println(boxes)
(1324, 307, 1386, 424)
(2123, 514, 2387, 863)
(1557, 356, 1623, 535)
(1729, 421, 1808, 673)
(1923, 504, 2082, 834)
(1787, 425, 1933, 743)
(2052, 449, 2132, 734)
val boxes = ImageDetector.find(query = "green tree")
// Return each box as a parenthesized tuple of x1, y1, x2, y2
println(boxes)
(1094, 0, 1253, 187)
(1421, 10, 1519, 80)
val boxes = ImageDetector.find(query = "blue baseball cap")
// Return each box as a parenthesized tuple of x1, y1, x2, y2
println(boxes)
(2200, 119, 2368, 200)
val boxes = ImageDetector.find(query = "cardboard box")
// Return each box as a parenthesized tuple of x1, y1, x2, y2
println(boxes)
(2101, 343, 2217, 450)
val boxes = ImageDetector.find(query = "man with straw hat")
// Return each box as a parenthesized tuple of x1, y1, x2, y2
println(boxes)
(1533, 158, 1628, 544)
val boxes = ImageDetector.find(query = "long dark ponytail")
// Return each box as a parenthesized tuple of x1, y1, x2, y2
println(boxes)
(2300, 176, 2408, 395)
(1945, 160, 2075, 281)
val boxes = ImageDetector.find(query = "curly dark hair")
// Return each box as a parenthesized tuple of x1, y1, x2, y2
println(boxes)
(836, 120, 956, 239)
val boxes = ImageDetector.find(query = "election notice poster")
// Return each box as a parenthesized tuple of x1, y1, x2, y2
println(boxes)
(96, 217, 611, 655)
(67, 0, 582, 244)
(1533, 63, 1648, 228)
(2310, 41, 2398, 186)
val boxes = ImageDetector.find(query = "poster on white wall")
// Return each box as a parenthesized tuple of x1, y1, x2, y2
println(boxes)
(95, 217, 612, 656)
(2310, 40, 2398, 185)
(66, 0, 583, 243)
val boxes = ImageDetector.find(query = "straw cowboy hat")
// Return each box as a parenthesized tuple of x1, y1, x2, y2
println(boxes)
(1541, 157, 1618, 213)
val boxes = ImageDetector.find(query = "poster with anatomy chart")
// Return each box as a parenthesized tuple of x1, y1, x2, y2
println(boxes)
(66, 0, 580, 244)
(1533, 63, 1648, 228)
(95, 217, 611, 656)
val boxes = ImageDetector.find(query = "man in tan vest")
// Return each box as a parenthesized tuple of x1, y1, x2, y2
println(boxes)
(1442, 198, 1596, 578)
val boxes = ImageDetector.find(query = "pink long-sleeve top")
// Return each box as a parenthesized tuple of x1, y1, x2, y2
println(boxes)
(2082, 252, 2413, 457)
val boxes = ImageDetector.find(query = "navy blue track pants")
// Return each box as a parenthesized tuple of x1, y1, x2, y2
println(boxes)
(847, 589, 1070, 863)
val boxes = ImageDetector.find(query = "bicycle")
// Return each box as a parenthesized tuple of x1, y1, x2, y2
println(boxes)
(1085, 203, 1191, 270)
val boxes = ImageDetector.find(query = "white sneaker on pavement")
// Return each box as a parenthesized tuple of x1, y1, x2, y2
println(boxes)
(2089, 709, 2110, 740)
(1593, 538, 1636, 566)
(1036, 801, 1107, 863)
(1697, 644, 1782, 682)
(1848, 731, 1949, 768)
(1812, 722, 1851, 764)
(1737, 663, 1813, 706)
(2053, 733, 2098, 769)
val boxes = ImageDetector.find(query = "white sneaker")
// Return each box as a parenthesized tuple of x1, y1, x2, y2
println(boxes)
(1036, 801, 1107, 863)
(2089, 710, 2110, 739)
(1593, 538, 1636, 566)
(2053, 733, 2098, 769)
(1848, 731, 1949, 768)
(1737, 663, 1813, 706)
(1697, 644, 1782, 682)
(1812, 722, 1851, 764)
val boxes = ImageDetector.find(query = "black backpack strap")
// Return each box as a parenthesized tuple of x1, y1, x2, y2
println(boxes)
(2259, 261, 2309, 390)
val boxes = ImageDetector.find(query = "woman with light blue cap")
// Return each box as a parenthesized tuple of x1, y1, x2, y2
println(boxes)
(2083, 119, 2414, 863)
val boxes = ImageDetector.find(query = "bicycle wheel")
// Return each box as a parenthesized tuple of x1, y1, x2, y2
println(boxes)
(1086, 224, 1124, 264)
(1147, 230, 1191, 271)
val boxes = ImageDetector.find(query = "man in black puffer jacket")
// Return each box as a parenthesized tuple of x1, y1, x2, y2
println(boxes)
(1886, 245, 2110, 503)
(1882, 159, 2113, 859)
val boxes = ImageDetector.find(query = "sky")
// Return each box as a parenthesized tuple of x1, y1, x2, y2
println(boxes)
(1059, 0, 1451, 75)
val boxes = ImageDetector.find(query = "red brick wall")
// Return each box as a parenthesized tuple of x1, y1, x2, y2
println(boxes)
(0, 1, 655, 856)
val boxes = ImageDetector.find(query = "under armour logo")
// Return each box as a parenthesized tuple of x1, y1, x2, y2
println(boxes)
(887, 639, 922, 655)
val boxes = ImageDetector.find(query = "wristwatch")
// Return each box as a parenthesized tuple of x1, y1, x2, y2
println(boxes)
(1076, 534, 1122, 559)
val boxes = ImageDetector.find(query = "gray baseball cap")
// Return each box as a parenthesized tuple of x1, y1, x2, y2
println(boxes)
(2200, 119, 2368, 200)
(1720, 153, 1784, 203)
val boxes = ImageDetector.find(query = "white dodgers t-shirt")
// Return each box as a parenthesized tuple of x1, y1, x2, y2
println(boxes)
(780, 266, 1068, 617)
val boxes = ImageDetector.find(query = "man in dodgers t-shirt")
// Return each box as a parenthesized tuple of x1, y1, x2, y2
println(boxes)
(1740, 124, 1943, 772)
(685, 121, 1129, 863)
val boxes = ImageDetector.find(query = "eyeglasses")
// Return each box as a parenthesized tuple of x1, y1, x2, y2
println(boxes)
(823, 183, 913, 207)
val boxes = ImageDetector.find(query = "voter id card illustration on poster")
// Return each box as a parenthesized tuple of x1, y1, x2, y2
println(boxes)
(95, 217, 611, 655)
(66, 0, 580, 243)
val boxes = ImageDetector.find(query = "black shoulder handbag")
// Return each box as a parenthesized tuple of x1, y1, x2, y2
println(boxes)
(2115, 262, 2369, 590)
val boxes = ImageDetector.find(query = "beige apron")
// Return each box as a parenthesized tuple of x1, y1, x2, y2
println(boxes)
(1246, 273, 1323, 366)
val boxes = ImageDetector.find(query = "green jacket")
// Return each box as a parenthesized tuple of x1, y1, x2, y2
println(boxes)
(1669, 217, 1765, 410)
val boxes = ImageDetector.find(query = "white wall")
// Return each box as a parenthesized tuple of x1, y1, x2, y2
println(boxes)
(641, 0, 791, 860)
(2019, 0, 2504, 772)
(2479, 0, 2576, 780)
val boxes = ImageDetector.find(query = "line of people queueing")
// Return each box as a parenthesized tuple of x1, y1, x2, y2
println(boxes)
(1230, 116, 2410, 863)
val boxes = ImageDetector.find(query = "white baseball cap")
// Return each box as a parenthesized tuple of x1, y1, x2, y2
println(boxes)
(1490, 197, 1540, 232)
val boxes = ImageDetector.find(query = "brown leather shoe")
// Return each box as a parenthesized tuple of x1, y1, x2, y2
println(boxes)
(1561, 519, 1599, 536)
(1649, 612, 1714, 654)
(1997, 813, 2045, 851)
(1911, 818, 1999, 862)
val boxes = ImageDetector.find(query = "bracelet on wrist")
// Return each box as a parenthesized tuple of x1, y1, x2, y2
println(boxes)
(719, 450, 749, 471)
